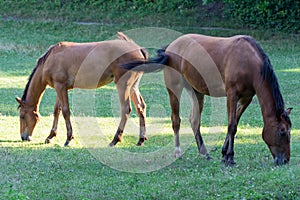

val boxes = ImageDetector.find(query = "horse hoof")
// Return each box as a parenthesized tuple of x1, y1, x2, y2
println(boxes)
(174, 147, 182, 158)
(175, 153, 182, 159)
(136, 137, 147, 146)
(108, 142, 115, 147)
(45, 138, 51, 144)
(64, 140, 70, 147)
(109, 137, 120, 147)
(205, 154, 212, 160)
(226, 161, 236, 167)
(222, 159, 236, 167)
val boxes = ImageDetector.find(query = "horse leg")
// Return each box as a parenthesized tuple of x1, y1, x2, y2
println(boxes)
(189, 89, 211, 160)
(222, 90, 238, 166)
(167, 87, 183, 158)
(236, 97, 253, 124)
(45, 96, 62, 143)
(165, 68, 184, 158)
(54, 85, 74, 146)
(130, 77, 147, 146)
(221, 97, 252, 147)
(109, 82, 132, 146)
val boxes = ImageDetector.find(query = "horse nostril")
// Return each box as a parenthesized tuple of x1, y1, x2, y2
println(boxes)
(274, 157, 289, 166)
(21, 133, 30, 141)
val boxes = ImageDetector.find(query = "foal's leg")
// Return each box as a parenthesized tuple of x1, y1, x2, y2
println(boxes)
(130, 77, 147, 146)
(189, 89, 211, 159)
(236, 97, 253, 124)
(165, 69, 184, 158)
(167, 87, 183, 158)
(222, 96, 253, 165)
(109, 81, 132, 146)
(45, 96, 62, 143)
(54, 84, 74, 146)
(222, 90, 239, 166)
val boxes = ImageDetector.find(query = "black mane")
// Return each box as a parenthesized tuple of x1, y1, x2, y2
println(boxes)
(21, 44, 57, 102)
(21, 66, 37, 102)
(243, 36, 285, 119)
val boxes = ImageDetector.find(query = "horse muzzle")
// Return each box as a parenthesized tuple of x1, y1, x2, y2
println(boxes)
(21, 133, 32, 141)
(274, 154, 289, 165)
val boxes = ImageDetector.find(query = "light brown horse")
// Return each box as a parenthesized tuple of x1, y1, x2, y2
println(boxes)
(16, 32, 149, 147)
(121, 34, 292, 166)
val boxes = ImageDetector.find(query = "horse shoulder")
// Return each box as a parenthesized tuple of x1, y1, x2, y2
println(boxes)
(42, 44, 74, 86)
(223, 37, 261, 93)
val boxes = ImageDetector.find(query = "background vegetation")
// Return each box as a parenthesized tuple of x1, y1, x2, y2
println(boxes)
(0, 0, 299, 33)
(0, 0, 299, 199)
(204, 0, 300, 33)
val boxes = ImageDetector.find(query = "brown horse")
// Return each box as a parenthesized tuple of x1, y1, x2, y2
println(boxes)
(16, 32, 149, 147)
(121, 34, 292, 166)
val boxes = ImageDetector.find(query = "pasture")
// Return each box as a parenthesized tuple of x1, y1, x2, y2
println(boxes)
(0, 18, 300, 199)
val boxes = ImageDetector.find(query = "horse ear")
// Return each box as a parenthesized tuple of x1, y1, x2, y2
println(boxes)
(16, 97, 24, 107)
(286, 108, 293, 115)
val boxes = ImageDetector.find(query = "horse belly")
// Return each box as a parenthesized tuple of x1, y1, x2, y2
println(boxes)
(182, 63, 226, 97)
(72, 73, 114, 89)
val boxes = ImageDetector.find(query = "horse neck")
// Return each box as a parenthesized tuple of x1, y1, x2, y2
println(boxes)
(25, 68, 46, 111)
(254, 81, 278, 125)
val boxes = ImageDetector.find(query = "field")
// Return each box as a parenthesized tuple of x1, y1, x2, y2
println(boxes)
(1, 15, 300, 199)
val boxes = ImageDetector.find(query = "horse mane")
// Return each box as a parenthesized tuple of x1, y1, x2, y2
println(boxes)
(21, 44, 58, 102)
(243, 36, 285, 119)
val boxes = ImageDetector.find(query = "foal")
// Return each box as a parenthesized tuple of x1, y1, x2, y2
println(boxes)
(16, 32, 148, 146)
(121, 34, 292, 165)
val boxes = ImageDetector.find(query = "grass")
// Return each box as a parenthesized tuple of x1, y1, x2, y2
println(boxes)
(0, 11, 300, 200)
(1, 115, 300, 199)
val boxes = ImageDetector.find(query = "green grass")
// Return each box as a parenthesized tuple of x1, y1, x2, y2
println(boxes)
(0, 14, 300, 200)
(1, 116, 300, 199)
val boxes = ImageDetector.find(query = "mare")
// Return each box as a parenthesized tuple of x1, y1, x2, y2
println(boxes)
(16, 32, 148, 147)
(121, 34, 292, 165)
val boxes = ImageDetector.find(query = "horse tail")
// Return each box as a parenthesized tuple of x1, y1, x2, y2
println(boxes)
(120, 48, 169, 73)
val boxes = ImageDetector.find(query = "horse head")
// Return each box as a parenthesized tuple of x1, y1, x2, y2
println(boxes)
(262, 108, 292, 165)
(16, 97, 40, 141)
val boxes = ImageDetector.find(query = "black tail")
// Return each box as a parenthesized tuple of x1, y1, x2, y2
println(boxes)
(120, 48, 168, 73)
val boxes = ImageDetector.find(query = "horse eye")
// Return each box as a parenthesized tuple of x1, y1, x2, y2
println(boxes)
(20, 115, 25, 120)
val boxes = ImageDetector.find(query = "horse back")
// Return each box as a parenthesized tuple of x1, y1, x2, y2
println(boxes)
(41, 40, 144, 89)
(165, 34, 262, 97)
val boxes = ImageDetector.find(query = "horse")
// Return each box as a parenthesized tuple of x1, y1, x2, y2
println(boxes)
(121, 34, 292, 166)
(16, 32, 149, 147)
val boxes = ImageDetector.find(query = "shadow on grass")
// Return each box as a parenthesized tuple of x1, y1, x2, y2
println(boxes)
(0, 139, 23, 143)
